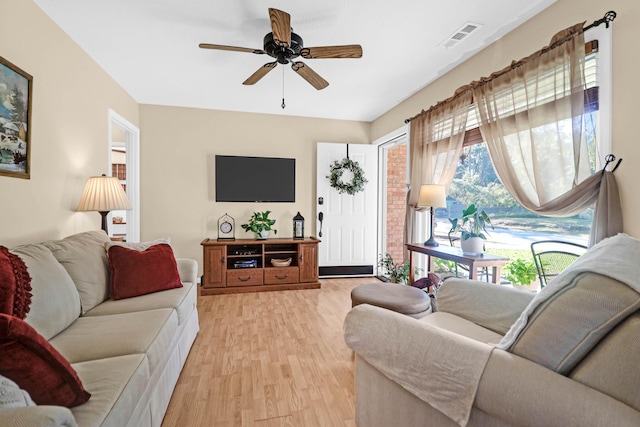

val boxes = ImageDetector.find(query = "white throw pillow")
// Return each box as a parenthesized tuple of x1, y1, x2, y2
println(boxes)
(104, 237, 170, 253)
(0, 375, 35, 408)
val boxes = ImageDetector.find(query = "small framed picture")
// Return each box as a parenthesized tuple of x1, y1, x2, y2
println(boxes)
(0, 56, 33, 179)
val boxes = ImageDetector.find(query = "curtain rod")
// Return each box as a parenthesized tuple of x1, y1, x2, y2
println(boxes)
(583, 10, 616, 32)
(404, 10, 617, 124)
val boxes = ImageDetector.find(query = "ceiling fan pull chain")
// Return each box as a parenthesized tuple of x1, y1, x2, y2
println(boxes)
(281, 66, 286, 109)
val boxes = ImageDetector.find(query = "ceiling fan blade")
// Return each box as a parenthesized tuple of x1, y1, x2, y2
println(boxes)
(199, 43, 265, 55)
(269, 8, 291, 47)
(301, 45, 363, 59)
(291, 62, 329, 90)
(243, 62, 278, 85)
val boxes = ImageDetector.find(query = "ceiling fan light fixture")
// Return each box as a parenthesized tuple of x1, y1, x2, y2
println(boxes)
(199, 8, 362, 90)
(263, 32, 303, 64)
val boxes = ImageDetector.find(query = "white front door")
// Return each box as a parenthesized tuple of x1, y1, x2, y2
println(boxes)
(316, 142, 378, 276)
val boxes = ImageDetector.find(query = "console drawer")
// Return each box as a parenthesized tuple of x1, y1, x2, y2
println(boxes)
(264, 267, 299, 285)
(227, 269, 263, 287)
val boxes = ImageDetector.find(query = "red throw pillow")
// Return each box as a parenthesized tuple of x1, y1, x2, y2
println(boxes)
(0, 314, 91, 407)
(107, 243, 182, 300)
(0, 246, 32, 319)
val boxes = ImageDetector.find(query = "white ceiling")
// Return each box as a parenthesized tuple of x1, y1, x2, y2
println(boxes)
(33, 0, 556, 122)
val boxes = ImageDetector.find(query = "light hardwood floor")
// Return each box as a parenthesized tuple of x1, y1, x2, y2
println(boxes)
(162, 277, 374, 427)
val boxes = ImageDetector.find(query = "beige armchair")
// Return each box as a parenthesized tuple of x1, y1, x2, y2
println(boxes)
(345, 264, 640, 427)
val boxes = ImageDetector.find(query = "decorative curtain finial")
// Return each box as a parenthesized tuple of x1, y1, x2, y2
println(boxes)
(602, 154, 622, 175)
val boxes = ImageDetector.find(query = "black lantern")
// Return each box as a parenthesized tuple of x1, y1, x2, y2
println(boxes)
(293, 212, 304, 239)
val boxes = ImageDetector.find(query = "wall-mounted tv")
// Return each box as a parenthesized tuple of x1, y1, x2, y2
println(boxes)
(215, 155, 296, 202)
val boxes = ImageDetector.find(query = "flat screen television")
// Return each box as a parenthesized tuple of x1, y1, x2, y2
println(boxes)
(215, 155, 296, 202)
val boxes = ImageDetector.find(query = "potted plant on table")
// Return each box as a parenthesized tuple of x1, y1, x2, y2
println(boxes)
(241, 211, 278, 240)
(449, 203, 493, 255)
(505, 258, 539, 291)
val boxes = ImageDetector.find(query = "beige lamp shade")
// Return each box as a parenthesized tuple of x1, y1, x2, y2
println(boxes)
(77, 175, 131, 212)
(417, 184, 446, 208)
(417, 184, 446, 247)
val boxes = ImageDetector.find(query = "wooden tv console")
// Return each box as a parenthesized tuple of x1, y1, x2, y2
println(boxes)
(200, 237, 320, 295)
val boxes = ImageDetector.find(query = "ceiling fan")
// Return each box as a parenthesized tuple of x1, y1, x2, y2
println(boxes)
(199, 8, 362, 90)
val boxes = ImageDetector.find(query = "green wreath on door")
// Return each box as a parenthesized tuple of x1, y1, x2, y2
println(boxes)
(327, 157, 368, 195)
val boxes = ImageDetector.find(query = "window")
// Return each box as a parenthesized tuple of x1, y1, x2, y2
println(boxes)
(441, 29, 611, 254)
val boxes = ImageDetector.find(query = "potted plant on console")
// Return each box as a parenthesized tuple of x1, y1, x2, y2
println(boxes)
(449, 203, 493, 255)
(241, 211, 278, 240)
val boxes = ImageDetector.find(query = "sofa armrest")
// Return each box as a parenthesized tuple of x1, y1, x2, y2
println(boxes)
(344, 304, 493, 425)
(475, 349, 640, 426)
(437, 278, 534, 335)
(0, 406, 78, 427)
(176, 258, 198, 285)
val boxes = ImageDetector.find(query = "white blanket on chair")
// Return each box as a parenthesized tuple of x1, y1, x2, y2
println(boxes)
(344, 304, 493, 426)
(498, 233, 640, 350)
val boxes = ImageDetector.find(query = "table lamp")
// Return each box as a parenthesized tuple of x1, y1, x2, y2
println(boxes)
(417, 184, 446, 247)
(77, 174, 131, 233)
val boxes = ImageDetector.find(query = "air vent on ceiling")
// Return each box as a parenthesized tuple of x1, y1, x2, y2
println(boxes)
(439, 22, 482, 49)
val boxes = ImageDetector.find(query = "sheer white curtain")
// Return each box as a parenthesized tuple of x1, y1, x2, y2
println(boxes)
(405, 22, 621, 250)
(472, 23, 621, 245)
(404, 91, 472, 260)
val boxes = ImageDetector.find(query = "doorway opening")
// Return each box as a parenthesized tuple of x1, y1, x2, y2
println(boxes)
(108, 109, 140, 243)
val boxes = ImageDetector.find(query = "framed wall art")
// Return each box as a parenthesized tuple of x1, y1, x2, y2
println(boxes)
(0, 55, 32, 179)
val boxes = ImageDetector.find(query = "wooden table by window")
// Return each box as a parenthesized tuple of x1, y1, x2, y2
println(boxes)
(406, 243, 509, 284)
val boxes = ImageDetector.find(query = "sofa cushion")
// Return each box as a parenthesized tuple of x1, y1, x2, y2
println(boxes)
(0, 314, 91, 407)
(107, 243, 182, 300)
(85, 281, 196, 326)
(11, 243, 81, 340)
(0, 246, 32, 319)
(508, 273, 640, 374)
(42, 230, 112, 314)
(569, 312, 640, 412)
(50, 308, 178, 377)
(437, 278, 535, 335)
(70, 354, 149, 427)
(419, 312, 503, 346)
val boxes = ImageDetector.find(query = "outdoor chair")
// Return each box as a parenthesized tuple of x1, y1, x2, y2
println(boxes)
(448, 231, 490, 282)
(530, 240, 588, 288)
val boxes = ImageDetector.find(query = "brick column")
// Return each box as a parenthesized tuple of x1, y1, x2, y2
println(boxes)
(385, 144, 407, 264)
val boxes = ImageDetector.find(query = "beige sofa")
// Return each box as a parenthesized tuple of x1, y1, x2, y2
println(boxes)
(344, 234, 640, 426)
(0, 230, 199, 427)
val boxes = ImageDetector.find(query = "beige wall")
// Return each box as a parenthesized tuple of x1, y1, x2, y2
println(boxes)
(371, 0, 640, 238)
(0, 0, 139, 246)
(139, 105, 370, 266)
(4, 0, 638, 264)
